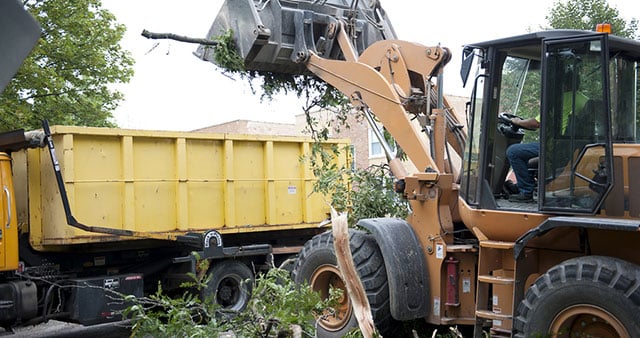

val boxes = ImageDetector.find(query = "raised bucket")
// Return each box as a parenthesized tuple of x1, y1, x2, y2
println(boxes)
(195, 0, 396, 75)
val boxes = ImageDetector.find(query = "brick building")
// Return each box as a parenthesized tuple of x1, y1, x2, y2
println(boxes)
(196, 95, 468, 170)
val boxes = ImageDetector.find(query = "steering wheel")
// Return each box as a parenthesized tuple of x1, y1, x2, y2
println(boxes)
(498, 112, 536, 131)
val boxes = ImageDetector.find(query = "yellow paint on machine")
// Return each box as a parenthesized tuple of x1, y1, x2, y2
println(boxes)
(13, 126, 348, 249)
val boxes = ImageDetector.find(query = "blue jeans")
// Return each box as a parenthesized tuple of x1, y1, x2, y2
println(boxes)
(506, 142, 539, 195)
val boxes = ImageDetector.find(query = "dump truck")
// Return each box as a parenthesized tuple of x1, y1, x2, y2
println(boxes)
(0, 119, 349, 329)
(197, 0, 640, 336)
(0, 0, 349, 331)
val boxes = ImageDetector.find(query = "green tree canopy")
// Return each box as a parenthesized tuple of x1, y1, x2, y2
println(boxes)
(546, 0, 638, 38)
(0, 0, 134, 131)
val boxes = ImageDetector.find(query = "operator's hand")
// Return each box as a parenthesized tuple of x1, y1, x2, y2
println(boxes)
(511, 117, 540, 130)
(510, 117, 521, 126)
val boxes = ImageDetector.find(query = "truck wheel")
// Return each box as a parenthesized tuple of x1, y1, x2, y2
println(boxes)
(514, 256, 640, 337)
(203, 260, 253, 312)
(292, 229, 397, 337)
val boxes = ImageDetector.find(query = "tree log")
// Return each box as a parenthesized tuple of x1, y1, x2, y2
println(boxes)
(330, 208, 378, 338)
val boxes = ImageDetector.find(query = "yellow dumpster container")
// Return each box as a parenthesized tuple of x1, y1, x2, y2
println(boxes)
(13, 126, 348, 249)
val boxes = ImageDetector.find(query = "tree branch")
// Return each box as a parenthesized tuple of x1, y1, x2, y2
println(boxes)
(23, 88, 85, 100)
(141, 29, 219, 46)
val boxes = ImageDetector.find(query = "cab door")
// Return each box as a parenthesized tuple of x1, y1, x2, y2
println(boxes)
(0, 153, 18, 271)
(539, 34, 613, 213)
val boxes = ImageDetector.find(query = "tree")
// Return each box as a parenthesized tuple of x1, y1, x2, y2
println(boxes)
(546, 0, 640, 134)
(546, 0, 638, 39)
(0, 0, 134, 131)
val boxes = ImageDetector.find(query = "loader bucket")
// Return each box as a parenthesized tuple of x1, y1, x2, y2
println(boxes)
(195, 0, 396, 75)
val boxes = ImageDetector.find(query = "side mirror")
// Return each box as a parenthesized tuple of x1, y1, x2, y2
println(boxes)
(460, 46, 475, 87)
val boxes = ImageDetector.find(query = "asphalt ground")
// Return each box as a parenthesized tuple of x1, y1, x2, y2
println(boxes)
(7, 320, 131, 338)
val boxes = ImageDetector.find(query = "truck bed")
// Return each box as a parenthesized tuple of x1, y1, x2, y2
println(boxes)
(14, 125, 348, 249)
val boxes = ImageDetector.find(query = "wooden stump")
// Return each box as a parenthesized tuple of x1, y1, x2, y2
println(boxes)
(330, 208, 378, 338)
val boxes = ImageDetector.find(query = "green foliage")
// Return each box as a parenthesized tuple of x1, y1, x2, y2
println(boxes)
(546, 0, 640, 134)
(211, 29, 408, 225)
(211, 29, 348, 107)
(125, 267, 340, 338)
(546, 0, 638, 38)
(232, 268, 341, 337)
(211, 30, 246, 74)
(208, 30, 351, 139)
(349, 164, 409, 225)
(307, 143, 351, 212)
(0, 0, 134, 131)
(309, 154, 409, 225)
(124, 283, 231, 338)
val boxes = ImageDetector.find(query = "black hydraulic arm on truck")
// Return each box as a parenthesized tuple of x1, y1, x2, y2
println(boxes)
(42, 120, 143, 238)
(41, 120, 272, 259)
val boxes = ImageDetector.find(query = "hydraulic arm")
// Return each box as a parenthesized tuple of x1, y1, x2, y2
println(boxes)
(196, 0, 467, 182)
(303, 23, 465, 180)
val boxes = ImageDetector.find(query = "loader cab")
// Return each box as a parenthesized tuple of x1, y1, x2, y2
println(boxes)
(460, 30, 640, 215)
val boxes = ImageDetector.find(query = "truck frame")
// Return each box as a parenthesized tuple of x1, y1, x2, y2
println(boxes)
(197, 1, 640, 337)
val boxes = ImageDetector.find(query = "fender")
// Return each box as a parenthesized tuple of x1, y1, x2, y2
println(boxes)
(515, 216, 640, 258)
(357, 218, 429, 320)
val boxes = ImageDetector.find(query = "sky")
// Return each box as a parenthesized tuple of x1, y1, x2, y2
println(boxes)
(101, 0, 639, 132)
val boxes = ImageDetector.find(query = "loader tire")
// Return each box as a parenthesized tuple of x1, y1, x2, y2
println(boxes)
(292, 229, 398, 337)
(514, 255, 640, 338)
(203, 259, 253, 312)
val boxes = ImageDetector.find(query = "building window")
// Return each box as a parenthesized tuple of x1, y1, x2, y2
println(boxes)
(349, 144, 356, 170)
(369, 127, 385, 158)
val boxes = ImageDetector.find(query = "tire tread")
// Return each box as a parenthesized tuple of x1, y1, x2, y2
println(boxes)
(514, 256, 640, 336)
(292, 229, 397, 336)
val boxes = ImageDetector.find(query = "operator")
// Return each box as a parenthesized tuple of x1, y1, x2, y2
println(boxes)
(505, 116, 540, 202)
(506, 89, 589, 203)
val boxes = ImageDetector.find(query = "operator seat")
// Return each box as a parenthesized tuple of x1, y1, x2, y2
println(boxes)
(529, 99, 602, 193)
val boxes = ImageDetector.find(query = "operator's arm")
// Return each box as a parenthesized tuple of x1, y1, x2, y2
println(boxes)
(511, 117, 540, 130)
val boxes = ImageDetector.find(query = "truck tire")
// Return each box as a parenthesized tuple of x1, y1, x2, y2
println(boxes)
(291, 229, 397, 337)
(514, 256, 640, 338)
(203, 260, 253, 312)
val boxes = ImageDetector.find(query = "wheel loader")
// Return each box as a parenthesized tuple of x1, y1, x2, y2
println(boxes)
(198, 1, 640, 336)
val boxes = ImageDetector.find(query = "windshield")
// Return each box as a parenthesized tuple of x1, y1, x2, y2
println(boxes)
(498, 47, 640, 144)
(460, 32, 640, 215)
(499, 56, 541, 143)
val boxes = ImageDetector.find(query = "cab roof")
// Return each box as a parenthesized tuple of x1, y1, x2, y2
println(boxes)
(465, 30, 640, 61)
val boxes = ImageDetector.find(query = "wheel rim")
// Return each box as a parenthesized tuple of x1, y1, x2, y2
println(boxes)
(549, 304, 630, 338)
(310, 264, 352, 331)
(217, 274, 249, 311)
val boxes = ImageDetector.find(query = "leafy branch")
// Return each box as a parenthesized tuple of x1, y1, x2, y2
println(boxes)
(124, 267, 341, 337)
(209, 30, 409, 224)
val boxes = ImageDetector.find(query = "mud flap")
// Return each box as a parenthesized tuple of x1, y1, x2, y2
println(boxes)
(357, 218, 429, 321)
